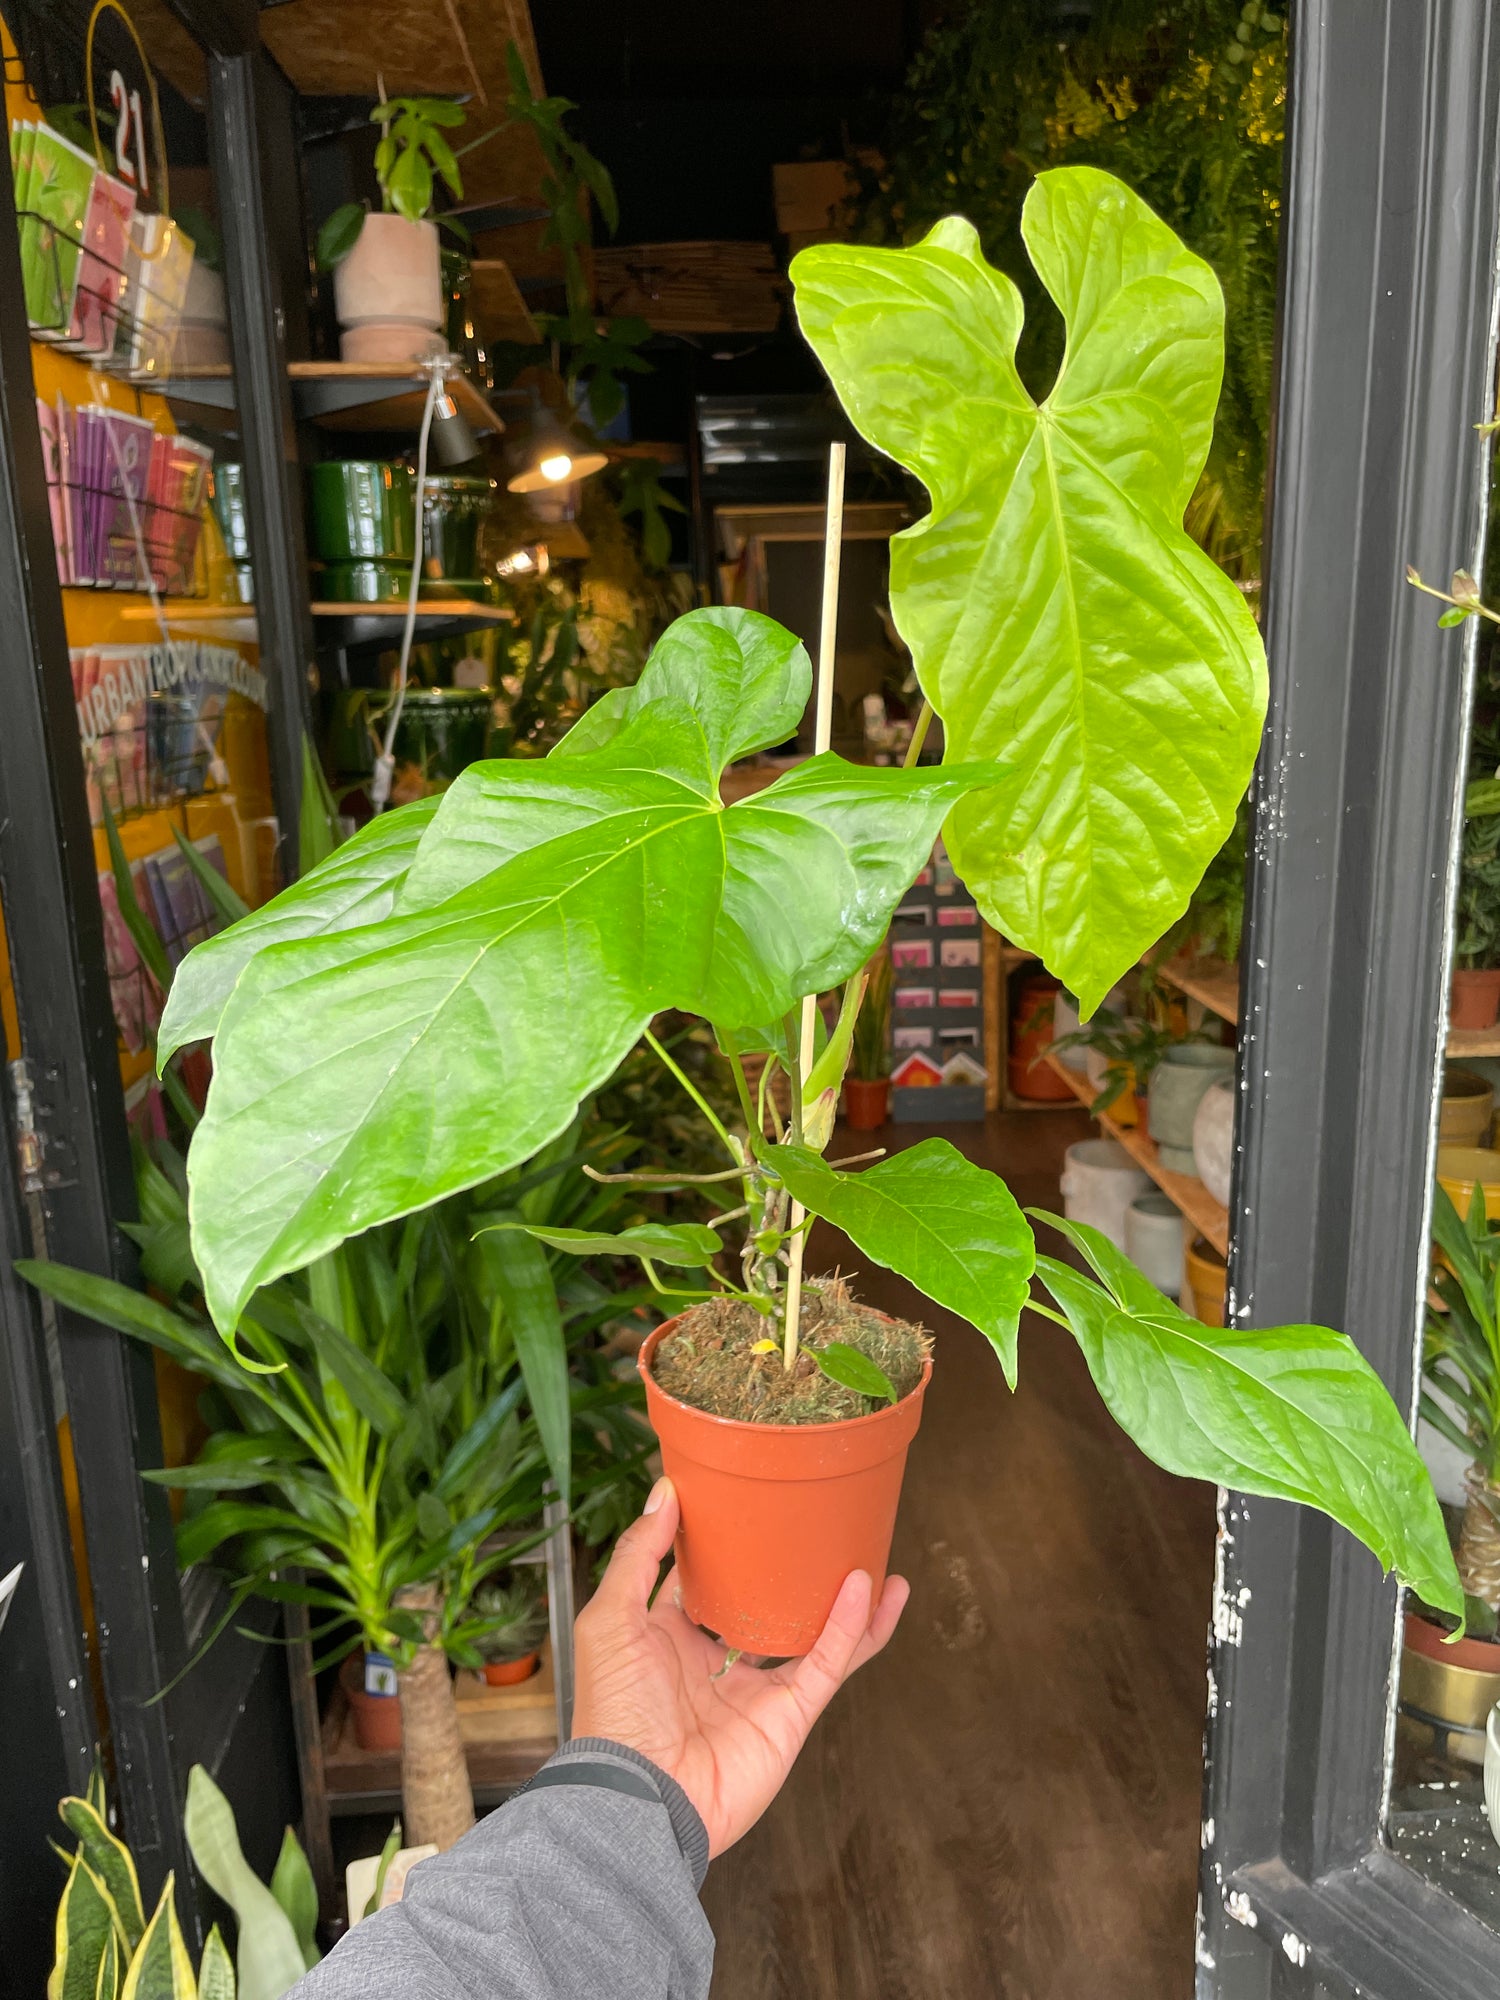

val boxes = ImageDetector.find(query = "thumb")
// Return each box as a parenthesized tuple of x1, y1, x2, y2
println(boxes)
(590, 1477, 679, 1618)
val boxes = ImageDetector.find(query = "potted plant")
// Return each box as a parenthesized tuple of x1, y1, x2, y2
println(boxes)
(1049, 1005, 1198, 1128)
(1402, 1181, 1500, 1746)
(1450, 778, 1500, 1029)
(316, 96, 468, 363)
(49, 1765, 317, 1998)
(149, 169, 1462, 1659)
(470, 1570, 549, 1685)
(843, 948, 892, 1129)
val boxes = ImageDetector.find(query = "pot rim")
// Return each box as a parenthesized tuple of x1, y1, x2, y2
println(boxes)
(639, 1313, 932, 1439)
(1404, 1608, 1500, 1672)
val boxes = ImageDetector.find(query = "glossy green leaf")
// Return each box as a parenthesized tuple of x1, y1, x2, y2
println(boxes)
(183, 1766, 306, 2000)
(16, 1261, 253, 1393)
(118, 1878, 196, 2000)
(159, 798, 438, 1063)
(363, 1821, 402, 1921)
(196, 1926, 236, 2000)
(766, 1139, 1034, 1386)
(59, 1800, 144, 1953)
(483, 1220, 723, 1267)
(314, 201, 365, 268)
(479, 1225, 570, 1506)
(793, 168, 1268, 1014)
(293, 1303, 407, 1436)
(1031, 1216, 1463, 1621)
(186, 612, 1005, 1331)
(268, 1831, 319, 1971)
(811, 1341, 896, 1404)
(52, 1852, 120, 2000)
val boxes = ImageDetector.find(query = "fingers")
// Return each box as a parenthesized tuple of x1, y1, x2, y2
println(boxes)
(784, 1569, 875, 1721)
(587, 1477, 679, 1622)
(846, 1573, 909, 1675)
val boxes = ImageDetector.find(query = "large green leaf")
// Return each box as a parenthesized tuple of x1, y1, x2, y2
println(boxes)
(1032, 1216, 1463, 1620)
(59, 1800, 145, 1954)
(792, 168, 1267, 1013)
(183, 1766, 306, 2000)
(157, 797, 440, 1062)
(186, 613, 1005, 1331)
(484, 1220, 723, 1267)
(767, 1140, 1034, 1385)
(268, 1832, 319, 1971)
(196, 1926, 236, 2000)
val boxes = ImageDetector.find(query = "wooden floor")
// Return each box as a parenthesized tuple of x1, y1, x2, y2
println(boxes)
(701, 1107, 1215, 2000)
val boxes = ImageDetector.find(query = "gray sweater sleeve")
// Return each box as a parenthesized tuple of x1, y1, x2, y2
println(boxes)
(287, 1739, 714, 2000)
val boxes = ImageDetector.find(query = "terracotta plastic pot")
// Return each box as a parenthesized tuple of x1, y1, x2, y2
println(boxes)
(341, 1653, 402, 1751)
(843, 1076, 890, 1130)
(1008, 973, 1075, 1102)
(638, 1316, 931, 1656)
(482, 1650, 540, 1687)
(1451, 967, 1500, 1031)
(1441, 1066, 1495, 1147)
(1185, 1236, 1227, 1327)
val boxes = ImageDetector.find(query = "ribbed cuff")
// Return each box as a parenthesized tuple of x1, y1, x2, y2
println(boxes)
(546, 1737, 710, 1890)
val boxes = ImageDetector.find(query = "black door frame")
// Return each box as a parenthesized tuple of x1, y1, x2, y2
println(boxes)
(1202, 2, 1500, 1994)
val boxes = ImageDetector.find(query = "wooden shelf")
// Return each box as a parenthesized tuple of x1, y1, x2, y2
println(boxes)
(118, 600, 255, 624)
(145, 362, 502, 439)
(1155, 953, 1239, 1023)
(1042, 1050, 1230, 1257)
(320, 1688, 553, 1815)
(310, 599, 507, 650)
(1447, 1027, 1500, 1059)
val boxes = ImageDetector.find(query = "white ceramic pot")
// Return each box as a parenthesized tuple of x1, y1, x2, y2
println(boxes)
(1052, 990, 1089, 1072)
(1191, 1076, 1236, 1209)
(1487, 1702, 1500, 1848)
(1125, 1192, 1186, 1296)
(1059, 1139, 1153, 1250)
(1149, 1044, 1235, 1174)
(334, 213, 445, 362)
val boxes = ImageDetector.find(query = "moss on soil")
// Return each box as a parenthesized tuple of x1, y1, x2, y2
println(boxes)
(652, 1278, 930, 1424)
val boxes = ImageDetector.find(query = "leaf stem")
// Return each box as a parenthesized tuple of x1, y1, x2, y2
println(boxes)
(1026, 1295, 1073, 1330)
(723, 1043, 759, 1138)
(902, 701, 933, 768)
(643, 1026, 739, 1162)
(582, 1163, 746, 1187)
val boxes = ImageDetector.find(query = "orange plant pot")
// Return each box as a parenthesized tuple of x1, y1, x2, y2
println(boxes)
(341, 1653, 402, 1751)
(1008, 973, 1074, 1102)
(482, 1650, 540, 1686)
(639, 1318, 932, 1656)
(1451, 967, 1500, 1031)
(843, 1076, 890, 1130)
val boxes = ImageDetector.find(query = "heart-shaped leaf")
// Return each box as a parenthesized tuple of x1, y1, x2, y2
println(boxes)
(483, 1220, 723, 1266)
(767, 1138, 1034, 1385)
(187, 636, 1005, 1332)
(1032, 1216, 1462, 1621)
(158, 796, 440, 1062)
(793, 167, 1268, 1014)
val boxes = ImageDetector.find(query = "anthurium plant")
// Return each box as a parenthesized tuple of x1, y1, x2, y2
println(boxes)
(164, 167, 1461, 1623)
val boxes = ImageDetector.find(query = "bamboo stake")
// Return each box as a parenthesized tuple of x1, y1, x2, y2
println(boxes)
(783, 441, 847, 1372)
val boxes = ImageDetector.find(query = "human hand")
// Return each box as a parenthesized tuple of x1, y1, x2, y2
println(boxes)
(571, 1477, 909, 1858)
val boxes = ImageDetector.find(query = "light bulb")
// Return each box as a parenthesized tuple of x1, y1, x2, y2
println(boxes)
(539, 452, 574, 483)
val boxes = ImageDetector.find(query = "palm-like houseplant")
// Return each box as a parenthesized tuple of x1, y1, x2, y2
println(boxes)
(1424, 1183, 1500, 1610)
(144, 169, 1461, 1655)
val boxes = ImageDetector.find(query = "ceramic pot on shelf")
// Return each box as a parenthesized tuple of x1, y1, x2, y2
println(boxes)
(1008, 972, 1074, 1102)
(1051, 989, 1089, 1073)
(1192, 1076, 1236, 1209)
(308, 461, 416, 563)
(333, 213, 447, 364)
(1148, 1044, 1235, 1174)
(1184, 1236, 1227, 1326)
(1437, 1146, 1500, 1225)
(1059, 1138, 1152, 1250)
(1125, 1192, 1186, 1296)
(1441, 1066, 1495, 1147)
(843, 1076, 891, 1130)
(638, 1317, 931, 1656)
(1399, 1612, 1500, 1769)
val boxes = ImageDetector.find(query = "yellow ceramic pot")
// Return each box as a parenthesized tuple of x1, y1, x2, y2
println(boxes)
(1436, 1145, 1500, 1224)
(1185, 1236, 1227, 1326)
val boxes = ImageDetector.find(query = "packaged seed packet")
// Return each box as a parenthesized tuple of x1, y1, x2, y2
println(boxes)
(35, 396, 70, 583)
(62, 166, 136, 357)
(123, 211, 196, 377)
(21, 123, 99, 336)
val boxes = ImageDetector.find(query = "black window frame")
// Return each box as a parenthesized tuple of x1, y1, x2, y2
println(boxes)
(1201, 3, 1500, 1994)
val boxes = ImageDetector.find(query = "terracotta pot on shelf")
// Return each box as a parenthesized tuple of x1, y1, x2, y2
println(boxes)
(1451, 967, 1500, 1032)
(1441, 1066, 1495, 1147)
(341, 1652, 402, 1751)
(333, 213, 447, 363)
(1008, 972, 1074, 1103)
(1185, 1235, 1227, 1326)
(482, 1651, 540, 1687)
(843, 1075, 891, 1130)
(638, 1316, 931, 1657)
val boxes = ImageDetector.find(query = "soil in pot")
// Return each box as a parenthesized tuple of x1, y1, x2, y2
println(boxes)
(652, 1284, 929, 1424)
(640, 1281, 932, 1655)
